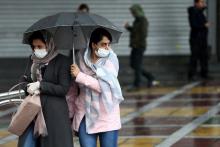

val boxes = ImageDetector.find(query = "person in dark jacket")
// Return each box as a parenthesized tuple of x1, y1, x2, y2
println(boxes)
(18, 30, 73, 147)
(69, 3, 90, 59)
(124, 4, 159, 90)
(187, 0, 210, 80)
(78, 3, 89, 13)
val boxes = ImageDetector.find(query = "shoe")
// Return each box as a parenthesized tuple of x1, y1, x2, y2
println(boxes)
(148, 80, 160, 87)
(188, 76, 196, 81)
(152, 80, 160, 86)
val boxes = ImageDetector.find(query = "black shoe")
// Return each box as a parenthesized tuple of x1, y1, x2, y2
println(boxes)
(201, 75, 213, 80)
(188, 75, 196, 81)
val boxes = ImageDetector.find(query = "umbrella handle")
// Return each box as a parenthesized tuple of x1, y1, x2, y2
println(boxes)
(72, 48, 75, 64)
(72, 26, 76, 64)
(72, 34, 76, 64)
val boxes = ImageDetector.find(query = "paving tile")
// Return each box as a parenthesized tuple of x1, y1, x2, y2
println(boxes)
(0, 130, 11, 138)
(124, 116, 195, 126)
(1, 141, 17, 147)
(149, 116, 194, 125)
(212, 139, 220, 147)
(121, 101, 150, 108)
(158, 101, 191, 107)
(120, 126, 179, 136)
(1, 81, 220, 146)
(118, 137, 162, 147)
(141, 107, 178, 117)
(140, 107, 209, 117)
(178, 93, 220, 99)
(124, 87, 177, 96)
(120, 108, 136, 117)
(188, 86, 220, 94)
(205, 116, 220, 124)
(171, 107, 209, 117)
(124, 117, 159, 126)
(184, 100, 220, 107)
(123, 95, 161, 100)
(173, 138, 218, 147)
(190, 127, 220, 137)
(160, 99, 220, 107)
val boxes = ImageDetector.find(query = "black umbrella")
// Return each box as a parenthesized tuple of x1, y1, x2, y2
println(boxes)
(23, 12, 122, 63)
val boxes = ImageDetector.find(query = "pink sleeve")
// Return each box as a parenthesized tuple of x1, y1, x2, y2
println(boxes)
(66, 82, 78, 119)
(75, 72, 101, 93)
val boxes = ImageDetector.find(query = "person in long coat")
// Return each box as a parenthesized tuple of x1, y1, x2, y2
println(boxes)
(18, 30, 73, 147)
(187, 0, 210, 80)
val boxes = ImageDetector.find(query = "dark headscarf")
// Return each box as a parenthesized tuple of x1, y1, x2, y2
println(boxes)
(130, 4, 145, 18)
(30, 30, 58, 81)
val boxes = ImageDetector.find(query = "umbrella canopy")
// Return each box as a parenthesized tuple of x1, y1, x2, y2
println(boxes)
(23, 12, 122, 50)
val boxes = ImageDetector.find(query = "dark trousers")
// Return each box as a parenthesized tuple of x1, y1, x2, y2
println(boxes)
(188, 38, 208, 78)
(130, 48, 154, 87)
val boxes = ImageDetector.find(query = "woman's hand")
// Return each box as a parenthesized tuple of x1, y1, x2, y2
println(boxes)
(124, 22, 130, 28)
(27, 81, 40, 95)
(71, 64, 80, 78)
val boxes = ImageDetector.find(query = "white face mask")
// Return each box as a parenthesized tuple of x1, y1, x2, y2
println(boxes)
(95, 48, 110, 58)
(34, 49, 48, 58)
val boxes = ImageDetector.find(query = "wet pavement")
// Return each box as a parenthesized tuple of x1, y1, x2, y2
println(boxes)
(0, 80, 220, 146)
(118, 80, 220, 147)
(0, 57, 220, 146)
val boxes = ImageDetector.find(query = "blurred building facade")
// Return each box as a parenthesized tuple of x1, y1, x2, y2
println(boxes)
(0, 0, 220, 93)
(0, 0, 217, 58)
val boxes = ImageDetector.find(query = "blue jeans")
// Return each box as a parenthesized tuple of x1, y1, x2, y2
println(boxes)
(23, 125, 36, 147)
(78, 117, 118, 147)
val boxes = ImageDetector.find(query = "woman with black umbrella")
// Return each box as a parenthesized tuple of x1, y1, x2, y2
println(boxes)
(68, 28, 124, 147)
(18, 30, 73, 147)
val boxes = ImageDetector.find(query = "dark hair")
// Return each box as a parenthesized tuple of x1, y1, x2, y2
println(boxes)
(89, 28, 112, 48)
(78, 3, 89, 12)
(194, 0, 201, 3)
(28, 31, 46, 47)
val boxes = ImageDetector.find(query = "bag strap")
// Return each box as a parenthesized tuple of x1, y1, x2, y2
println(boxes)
(8, 82, 28, 106)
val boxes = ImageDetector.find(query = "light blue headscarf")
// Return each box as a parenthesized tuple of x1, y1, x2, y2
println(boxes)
(80, 47, 124, 130)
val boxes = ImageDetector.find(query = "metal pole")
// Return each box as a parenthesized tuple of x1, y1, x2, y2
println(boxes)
(72, 41, 75, 64)
(72, 26, 75, 64)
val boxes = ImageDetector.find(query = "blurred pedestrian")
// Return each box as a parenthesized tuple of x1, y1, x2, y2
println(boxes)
(69, 3, 90, 58)
(18, 30, 73, 147)
(68, 28, 124, 147)
(187, 0, 210, 80)
(124, 4, 159, 90)
(78, 3, 89, 13)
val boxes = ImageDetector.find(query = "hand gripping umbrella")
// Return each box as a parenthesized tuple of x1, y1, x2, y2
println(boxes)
(23, 12, 122, 63)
